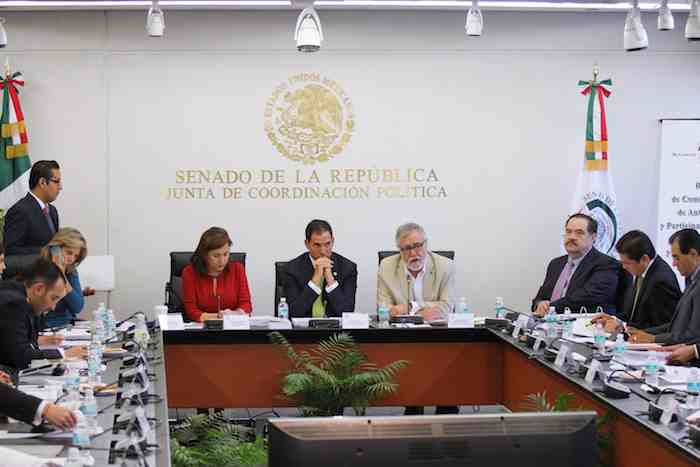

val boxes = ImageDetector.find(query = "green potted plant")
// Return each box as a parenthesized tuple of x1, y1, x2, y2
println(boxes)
(521, 391, 612, 467)
(269, 331, 409, 417)
(170, 413, 268, 467)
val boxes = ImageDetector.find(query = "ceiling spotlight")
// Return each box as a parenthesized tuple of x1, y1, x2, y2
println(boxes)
(657, 0, 674, 30)
(295, 7, 323, 53)
(146, 0, 165, 37)
(624, 0, 648, 51)
(0, 18, 7, 49)
(687, 0, 700, 40)
(465, 0, 483, 37)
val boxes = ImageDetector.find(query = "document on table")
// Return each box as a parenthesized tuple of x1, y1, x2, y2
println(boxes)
(661, 366, 693, 384)
(0, 445, 65, 467)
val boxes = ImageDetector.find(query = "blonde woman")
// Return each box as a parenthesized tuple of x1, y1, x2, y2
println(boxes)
(40, 228, 92, 327)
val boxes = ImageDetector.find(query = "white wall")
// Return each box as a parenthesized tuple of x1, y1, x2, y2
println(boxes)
(1, 10, 699, 318)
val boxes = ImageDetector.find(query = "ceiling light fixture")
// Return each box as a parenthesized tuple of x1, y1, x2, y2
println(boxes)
(624, 0, 648, 51)
(295, 7, 323, 52)
(686, 0, 700, 40)
(0, 18, 7, 48)
(657, 0, 674, 29)
(465, 0, 483, 36)
(146, 0, 165, 36)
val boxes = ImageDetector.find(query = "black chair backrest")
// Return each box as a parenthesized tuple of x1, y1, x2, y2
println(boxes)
(274, 261, 289, 316)
(377, 250, 455, 265)
(166, 251, 247, 313)
(3, 254, 41, 281)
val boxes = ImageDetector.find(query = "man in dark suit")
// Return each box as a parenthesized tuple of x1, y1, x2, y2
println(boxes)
(0, 258, 86, 370)
(4, 160, 61, 255)
(283, 219, 357, 318)
(614, 230, 681, 329)
(626, 229, 700, 345)
(533, 213, 620, 316)
(0, 370, 77, 429)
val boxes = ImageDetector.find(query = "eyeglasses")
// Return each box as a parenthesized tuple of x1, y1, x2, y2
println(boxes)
(399, 241, 426, 253)
(48, 178, 61, 185)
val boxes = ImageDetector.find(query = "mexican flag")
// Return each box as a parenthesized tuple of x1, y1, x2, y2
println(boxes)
(570, 75, 621, 256)
(0, 71, 31, 211)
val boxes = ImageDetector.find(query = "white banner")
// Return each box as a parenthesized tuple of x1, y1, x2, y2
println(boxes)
(656, 119, 700, 288)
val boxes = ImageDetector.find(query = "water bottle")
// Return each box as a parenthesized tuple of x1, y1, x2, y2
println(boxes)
(688, 368, 700, 409)
(72, 412, 91, 450)
(277, 297, 289, 320)
(64, 447, 82, 467)
(80, 387, 98, 431)
(645, 352, 660, 387)
(133, 313, 150, 350)
(106, 309, 117, 339)
(87, 342, 101, 385)
(494, 297, 505, 319)
(455, 297, 467, 314)
(65, 367, 81, 397)
(91, 319, 104, 345)
(594, 323, 606, 354)
(612, 334, 627, 358)
(545, 306, 557, 338)
(377, 303, 390, 328)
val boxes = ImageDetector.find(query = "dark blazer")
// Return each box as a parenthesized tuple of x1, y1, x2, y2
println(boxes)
(4, 193, 59, 255)
(0, 383, 42, 425)
(647, 271, 700, 345)
(0, 281, 60, 370)
(618, 257, 681, 330)
(532, 248, 620, 313)
(283, 252, 358, 318)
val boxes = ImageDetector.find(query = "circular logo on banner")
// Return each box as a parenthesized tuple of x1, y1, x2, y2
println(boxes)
(585, 198, 619, 255)
(265, 74, 354, 164)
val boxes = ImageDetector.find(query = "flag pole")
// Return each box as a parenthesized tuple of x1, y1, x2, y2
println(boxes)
(4, 57, 9, 78)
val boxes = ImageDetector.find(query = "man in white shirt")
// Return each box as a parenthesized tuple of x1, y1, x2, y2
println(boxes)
(377, 222, 455, 321)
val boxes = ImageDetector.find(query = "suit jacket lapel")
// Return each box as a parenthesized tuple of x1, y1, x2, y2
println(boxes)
(634, 260, 658, 314)
(397, 258, 410, 303)
(422, 254, 436, 300)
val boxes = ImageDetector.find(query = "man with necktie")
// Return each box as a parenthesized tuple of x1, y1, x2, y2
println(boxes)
(624, 228, 700, 345)
(532, 213, 620, 316)
(4, 160, 62, 255)
(283, 219, 358, 318)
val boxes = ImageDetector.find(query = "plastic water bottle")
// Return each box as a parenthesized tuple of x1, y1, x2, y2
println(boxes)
(377, 303, 390, 328)
(495, 297, 505, 319)
(687, 368, 700, 409)
(72, 412, 91, 450)
(91, 319, 105, 345)
(277, 297, 289, 320)
(545, 307, 557, 338)
(455, 297, 468, 314)
(594, 323, 606, 354)
(87, 342, 101, 385)
(133, 313, 150, 350)
(106, 309, 117, 339)
(65, 367, 81, 398)
(645, 352, 660, 387)
(80, 387, 98, 431)
(612, 334, 627, 358)
(64, 447, 82, 467)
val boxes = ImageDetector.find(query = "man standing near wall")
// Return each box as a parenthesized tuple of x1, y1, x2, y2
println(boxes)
(4, 160, 62, 255)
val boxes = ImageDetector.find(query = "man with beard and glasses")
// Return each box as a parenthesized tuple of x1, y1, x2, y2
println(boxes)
(532, 213, 620, 316)
(377, 222, 456, 416)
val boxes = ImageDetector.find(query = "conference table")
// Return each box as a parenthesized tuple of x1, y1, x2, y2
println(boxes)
(163, 324, 700, 467)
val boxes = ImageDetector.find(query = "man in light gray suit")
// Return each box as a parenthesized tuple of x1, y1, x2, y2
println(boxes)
(629, 229, 700, 345)
(377, 222, 457, 416)
(377, 222, 455, 322)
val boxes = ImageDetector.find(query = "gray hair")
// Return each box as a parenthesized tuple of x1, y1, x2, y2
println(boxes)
(395, 222, 427, 247)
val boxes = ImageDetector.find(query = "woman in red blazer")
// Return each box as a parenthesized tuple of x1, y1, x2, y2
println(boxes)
(181, 227, 252, 322)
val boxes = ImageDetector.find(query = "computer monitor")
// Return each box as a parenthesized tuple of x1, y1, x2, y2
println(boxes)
(269, 412, 597, 467)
